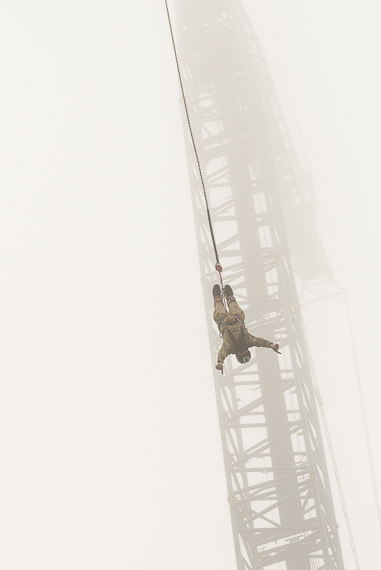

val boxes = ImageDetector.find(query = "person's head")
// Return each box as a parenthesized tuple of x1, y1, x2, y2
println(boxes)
(236, 350, 251, 364)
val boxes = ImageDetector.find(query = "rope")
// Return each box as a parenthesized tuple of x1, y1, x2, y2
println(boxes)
(304, 331, 362, 570)
(164, 0, 223, 280)
(344, 293, 381, 539)
(315, 387, 362, 570)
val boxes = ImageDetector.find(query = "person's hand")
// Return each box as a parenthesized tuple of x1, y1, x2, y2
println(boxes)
(215, 362, 224, 373)
(269, 343, 281, 354)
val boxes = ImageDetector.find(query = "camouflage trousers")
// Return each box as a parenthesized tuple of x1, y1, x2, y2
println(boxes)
(213, 297, 245, 326)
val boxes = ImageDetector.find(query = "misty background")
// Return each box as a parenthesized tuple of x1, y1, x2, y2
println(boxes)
(0, 1, 380, 568)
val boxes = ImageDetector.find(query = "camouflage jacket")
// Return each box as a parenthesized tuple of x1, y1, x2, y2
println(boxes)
(217, 315, 272, 363)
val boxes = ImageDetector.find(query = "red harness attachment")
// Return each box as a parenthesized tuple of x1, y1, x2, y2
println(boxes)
(222, 316, 240, 325)
(218, 315, 245, 339)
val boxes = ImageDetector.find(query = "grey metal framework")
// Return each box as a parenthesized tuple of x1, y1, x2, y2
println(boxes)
(175, 1, 345, 569)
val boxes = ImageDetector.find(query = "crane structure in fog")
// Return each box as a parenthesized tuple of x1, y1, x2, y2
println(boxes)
(173, 1, 345, 568)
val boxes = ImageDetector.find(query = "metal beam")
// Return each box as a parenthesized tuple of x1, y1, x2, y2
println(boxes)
(175, 1, 345, 568)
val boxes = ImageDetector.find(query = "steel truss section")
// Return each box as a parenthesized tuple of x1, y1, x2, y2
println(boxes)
(175, 1, 345, 569)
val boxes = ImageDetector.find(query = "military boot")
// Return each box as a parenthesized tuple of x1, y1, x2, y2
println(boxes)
(224, 284, 233, 298)
(213, 284, 221, 298)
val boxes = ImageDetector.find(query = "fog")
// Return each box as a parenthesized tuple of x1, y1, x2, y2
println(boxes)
(0, 1, 380, 569)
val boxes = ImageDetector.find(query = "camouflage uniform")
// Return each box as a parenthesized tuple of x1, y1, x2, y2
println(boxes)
(213, 296, 272, 364)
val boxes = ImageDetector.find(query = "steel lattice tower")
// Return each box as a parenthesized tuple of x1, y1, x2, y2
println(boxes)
(174, 1, 345, 569)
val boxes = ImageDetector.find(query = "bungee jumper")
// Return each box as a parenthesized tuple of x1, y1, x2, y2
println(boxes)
(164, 3, 280, 375)
(213, 284, 280, 373)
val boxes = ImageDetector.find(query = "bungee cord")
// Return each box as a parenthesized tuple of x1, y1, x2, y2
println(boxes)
(164, 0, 224, 291)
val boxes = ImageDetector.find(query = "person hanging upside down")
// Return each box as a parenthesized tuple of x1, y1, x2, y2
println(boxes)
(213, 284, 280, 373)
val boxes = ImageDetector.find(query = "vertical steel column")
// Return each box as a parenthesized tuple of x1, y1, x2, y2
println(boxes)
(175, 1, 345, 568)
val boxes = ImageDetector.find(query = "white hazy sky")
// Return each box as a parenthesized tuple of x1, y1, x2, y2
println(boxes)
(0, 1, 380, 569)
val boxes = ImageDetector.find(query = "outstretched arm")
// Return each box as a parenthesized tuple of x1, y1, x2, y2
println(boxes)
(248, 334, 281, 354)
(215, 343, 230, 373)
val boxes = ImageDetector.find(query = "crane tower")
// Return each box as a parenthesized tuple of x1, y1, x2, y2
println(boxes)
(174, 0, 345, 569)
